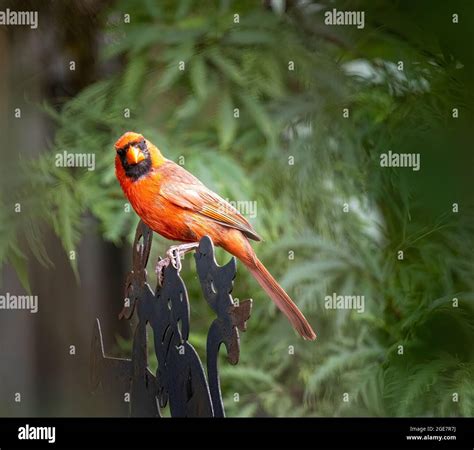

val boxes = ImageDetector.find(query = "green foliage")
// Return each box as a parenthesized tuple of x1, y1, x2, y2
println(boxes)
(4, 0, 473, 416)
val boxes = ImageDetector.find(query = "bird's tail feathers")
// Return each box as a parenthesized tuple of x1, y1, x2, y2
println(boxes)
(245, 257, 316, 341)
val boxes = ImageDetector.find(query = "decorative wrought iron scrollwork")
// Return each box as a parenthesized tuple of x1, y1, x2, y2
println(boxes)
(90, 221, 252, 417)
(195, 236, 252, 417)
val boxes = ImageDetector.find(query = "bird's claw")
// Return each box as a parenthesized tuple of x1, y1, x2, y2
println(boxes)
(155, 242, 200, 287)
(155, 256, 171, 287)
(166, 247, 182, 271)
(155, 249, 183, 287)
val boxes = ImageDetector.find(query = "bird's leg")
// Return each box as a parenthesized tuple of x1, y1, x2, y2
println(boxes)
(156, 242, 200, 286)
(155, 256, 170, 287)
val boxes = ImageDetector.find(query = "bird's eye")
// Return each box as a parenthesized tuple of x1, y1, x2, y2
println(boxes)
(138, 139, 147, 151)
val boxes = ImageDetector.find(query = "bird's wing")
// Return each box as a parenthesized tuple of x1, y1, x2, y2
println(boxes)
(158, 163, 261, 241)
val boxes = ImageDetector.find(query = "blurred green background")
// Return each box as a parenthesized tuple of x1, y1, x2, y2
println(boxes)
(0, 0, 473, 417)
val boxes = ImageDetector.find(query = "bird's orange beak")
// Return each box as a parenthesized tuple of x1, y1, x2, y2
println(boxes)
(126, 146, 145, 165)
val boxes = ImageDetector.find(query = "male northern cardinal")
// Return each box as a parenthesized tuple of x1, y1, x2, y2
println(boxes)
(115, 131, 316, 340)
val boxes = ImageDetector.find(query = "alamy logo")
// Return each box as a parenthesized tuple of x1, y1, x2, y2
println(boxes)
(18, 425, 56, 444)
(325, 293, 365, 313)
(0, 9, 38, 29)
(380, 151, 421, 171)
(0, 293, 38, 313)
(55, 151, 96, 171)
(220, 199, 258, 219)
(324, 8, 365, 29)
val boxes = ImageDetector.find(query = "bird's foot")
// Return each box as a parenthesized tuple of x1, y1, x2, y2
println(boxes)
(155, 242, 200, 286)
(166, 242, 200, 271)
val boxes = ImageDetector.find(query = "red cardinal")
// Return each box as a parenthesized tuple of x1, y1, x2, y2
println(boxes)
(115, 132, 316, 340)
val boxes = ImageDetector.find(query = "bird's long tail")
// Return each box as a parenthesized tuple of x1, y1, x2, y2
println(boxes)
(245, 257, 317, 341)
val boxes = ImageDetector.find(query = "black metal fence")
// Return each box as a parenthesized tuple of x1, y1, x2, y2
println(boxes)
(90, 221, 252, 417)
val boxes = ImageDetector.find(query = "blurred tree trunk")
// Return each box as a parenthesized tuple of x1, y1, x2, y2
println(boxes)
(0, 23, 37, 416)
(0, 0, 129, 416)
